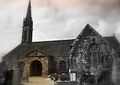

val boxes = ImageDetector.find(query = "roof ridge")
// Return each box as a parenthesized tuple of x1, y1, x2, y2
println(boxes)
(32, 39, 75, 43)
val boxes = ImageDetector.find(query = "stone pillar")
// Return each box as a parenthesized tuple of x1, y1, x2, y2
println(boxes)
(21, 70, 29, 82)
(42, 58, 48, 77)
(12, 68, 20, 85)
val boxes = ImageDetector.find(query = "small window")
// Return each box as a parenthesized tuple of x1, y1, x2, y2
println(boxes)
(59, 60, 67, 73)
(101, 56, 104, 64)
(70, 45, 72, 49)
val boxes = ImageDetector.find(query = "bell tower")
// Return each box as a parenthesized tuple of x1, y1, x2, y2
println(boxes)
(22, 0, 33, 43)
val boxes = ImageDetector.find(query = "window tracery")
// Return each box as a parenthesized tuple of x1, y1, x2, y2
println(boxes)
(59, 60, 67, 73)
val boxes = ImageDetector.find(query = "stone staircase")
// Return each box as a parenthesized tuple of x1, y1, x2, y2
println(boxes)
(23, 77, 54, 85)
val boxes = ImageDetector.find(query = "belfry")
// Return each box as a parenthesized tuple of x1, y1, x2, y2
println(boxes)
(22, 0, 33, 43)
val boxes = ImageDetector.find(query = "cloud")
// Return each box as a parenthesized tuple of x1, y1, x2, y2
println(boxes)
(0, 0, 120, 61)
(96, 20, 107, 36)
(115, 22, 120, 34)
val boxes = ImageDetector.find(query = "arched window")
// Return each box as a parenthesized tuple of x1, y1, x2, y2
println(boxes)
(87, 52, 91, 64)
(87, 39, 101, 65)
(93, 52, 98, 64)
(98, 52, 101, 64)
(101, 56, 104, 64)
(59, 60, 67, 73)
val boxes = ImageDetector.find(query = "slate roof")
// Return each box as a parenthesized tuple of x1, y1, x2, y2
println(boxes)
(3, 35, 119, 60)
(104, 36, 120, 49)
(2, 24, 120, 60)
(3, 39, 74, 60)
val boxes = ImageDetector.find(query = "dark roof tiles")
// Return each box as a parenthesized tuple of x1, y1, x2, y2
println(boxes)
(3, 39, 74, 60)
(104, 36, 120, 49)
(3, 36, 119, 60)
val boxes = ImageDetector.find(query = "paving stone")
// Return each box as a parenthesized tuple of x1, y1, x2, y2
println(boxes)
(23, 77, 54, 85)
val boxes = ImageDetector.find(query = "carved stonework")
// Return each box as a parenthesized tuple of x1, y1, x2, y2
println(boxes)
(27, 50, 46, 57)
(20, 50, 49, 80)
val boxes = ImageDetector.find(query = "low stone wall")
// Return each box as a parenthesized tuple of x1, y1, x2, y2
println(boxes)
(55, 81, 77, 85)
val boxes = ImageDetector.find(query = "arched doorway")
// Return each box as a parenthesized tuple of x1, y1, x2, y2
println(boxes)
(30, 60, 42, 76)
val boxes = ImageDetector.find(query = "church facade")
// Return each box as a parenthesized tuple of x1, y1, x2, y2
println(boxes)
(1, 0, 120, 85)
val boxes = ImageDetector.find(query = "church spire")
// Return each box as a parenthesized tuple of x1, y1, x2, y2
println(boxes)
(26, 0, 32, 18)
(22, 0, 33, 43)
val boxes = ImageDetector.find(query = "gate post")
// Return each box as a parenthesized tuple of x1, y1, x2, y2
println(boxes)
(12, 68, 21, 85)
(21, 70, 29, 82)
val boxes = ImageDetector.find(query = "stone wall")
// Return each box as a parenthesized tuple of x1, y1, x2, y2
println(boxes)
(56, 56, 69, 73)
(69, 25, 114, 84)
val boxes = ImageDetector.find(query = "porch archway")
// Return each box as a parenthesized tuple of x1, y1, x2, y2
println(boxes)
(30, 60, 42, 76)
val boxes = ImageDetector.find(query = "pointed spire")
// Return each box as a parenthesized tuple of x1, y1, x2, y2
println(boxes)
(22, 0, 33, 43)
(26, 0, 32, 18)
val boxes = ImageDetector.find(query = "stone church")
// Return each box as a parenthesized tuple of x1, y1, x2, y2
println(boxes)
(1, 0, 120, 85)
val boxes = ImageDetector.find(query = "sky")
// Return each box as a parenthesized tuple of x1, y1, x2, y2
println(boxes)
(0, 0, 120, 61)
